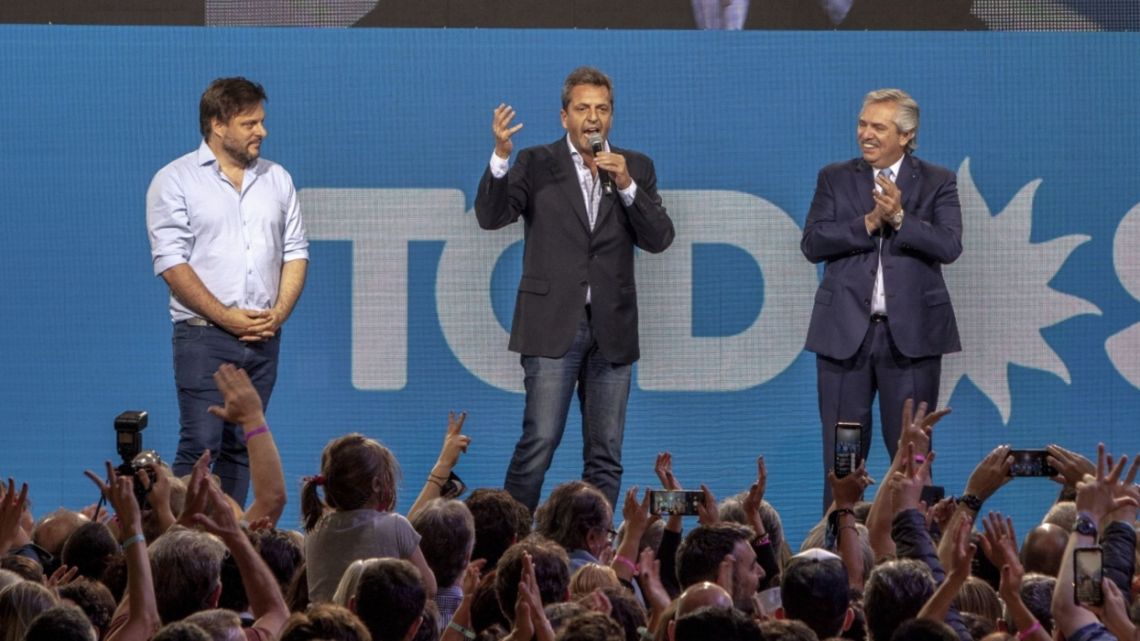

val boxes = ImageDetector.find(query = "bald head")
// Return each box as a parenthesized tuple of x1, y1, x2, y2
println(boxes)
(676, 582, 733, 617)
(34, 509, 90, 558)
(1020, 524, 1068, 576)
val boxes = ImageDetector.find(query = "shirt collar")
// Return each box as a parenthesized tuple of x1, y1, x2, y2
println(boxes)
(878, 154, 905, 180)
(196, 140, 217, 166)
(566, 133, 609, 165)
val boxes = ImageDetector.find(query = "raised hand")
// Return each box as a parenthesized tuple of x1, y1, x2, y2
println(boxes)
(889, 444, 934, 513)
(897, 398, 950, 457)
(697, 484, 719, 526)
(655, 452, 681, 490)
(0, 479, 29, 551)
(964, 445, 1013, 502)
(1075, 443, 1139, 523)
(1046, 444, 1095, 487)
(830, 459, 874, 508)
(492, 104, 524, 159)
(742, 456, 768, 512)
(177, 450, 213, 527)
(436, 411, 471, 471)
(207, 364, 265, 428)
(83, 461, 143, 534)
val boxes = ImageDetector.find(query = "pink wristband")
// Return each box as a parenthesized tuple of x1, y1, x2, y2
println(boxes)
(1017, 620, 1042, 641)
(241, 425, 270, 444)
(614, 555, 638, 575)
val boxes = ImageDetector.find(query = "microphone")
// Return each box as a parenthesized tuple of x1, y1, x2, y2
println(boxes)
(587, 133, 614, 196)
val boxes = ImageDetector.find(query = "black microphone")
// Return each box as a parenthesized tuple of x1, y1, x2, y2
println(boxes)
(588, 133, 614, 196)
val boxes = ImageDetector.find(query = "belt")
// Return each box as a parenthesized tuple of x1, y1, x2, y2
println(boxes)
(183, 317, 215, 327)
(870, 313, 888, 322)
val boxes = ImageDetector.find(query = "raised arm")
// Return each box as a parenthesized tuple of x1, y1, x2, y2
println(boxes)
(408, 411, 471, 522)
(86, 463, 160, 641)
(475, 104, 527, 230)
(829, 460, 874, 588)
(208, 363, 286, 525)
(195, 480, 289, 637)
(1052, 444, 1136, 640)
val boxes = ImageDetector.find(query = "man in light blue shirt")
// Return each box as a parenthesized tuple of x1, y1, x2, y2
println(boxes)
(146, 77, 308, 505)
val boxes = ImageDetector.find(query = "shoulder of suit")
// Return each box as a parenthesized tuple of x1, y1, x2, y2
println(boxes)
(906, 155, 956, 180)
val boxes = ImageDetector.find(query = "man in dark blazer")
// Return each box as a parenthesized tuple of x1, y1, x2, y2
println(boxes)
(801, 88, 962, 509)
(475, 67, 674, 512)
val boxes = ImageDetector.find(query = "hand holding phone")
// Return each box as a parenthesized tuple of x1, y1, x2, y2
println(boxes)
(1074, 546, 1104, 606)
(834, 422, 862, 478)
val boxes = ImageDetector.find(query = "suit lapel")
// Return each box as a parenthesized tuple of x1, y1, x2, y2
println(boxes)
(852, 159, 876, 219)
(896, 154, 921, 215)
(591, 145, 621, 233)
(549, 139, 592, 233)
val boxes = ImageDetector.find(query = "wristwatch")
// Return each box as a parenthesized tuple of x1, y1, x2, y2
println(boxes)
(890, 209, 904, 228)
(958, 493, 983, 512)
(1073, 513, 1098, 537)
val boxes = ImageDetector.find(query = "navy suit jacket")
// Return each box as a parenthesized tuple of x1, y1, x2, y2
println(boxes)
(801, 154, 962, 360)
(475, 138, 674, 364)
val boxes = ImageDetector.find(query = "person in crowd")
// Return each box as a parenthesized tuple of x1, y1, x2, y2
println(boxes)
(777, 549, 853, 639)
(24, 604, 99, 641)
(351, 558, 427, 641)
(412, 498, 478, 630)
(301, 433, 436, 603)
(279, 602, 372, 641)
(465, 489, 532, 571)
(676, 523, 764, 613)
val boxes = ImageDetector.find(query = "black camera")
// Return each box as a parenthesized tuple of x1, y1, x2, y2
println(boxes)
(114, 411, 161, 508)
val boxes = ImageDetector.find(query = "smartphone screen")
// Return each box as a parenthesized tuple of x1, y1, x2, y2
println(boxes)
(1009, 450, 1058, 477)
(834, 422, 862, 478)
(1074, 547, 1103, 606)
(649, 490, 703, 516)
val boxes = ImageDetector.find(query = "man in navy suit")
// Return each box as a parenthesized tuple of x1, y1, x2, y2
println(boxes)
(475, 67, 675, 512)
(801, 88, 962, 509)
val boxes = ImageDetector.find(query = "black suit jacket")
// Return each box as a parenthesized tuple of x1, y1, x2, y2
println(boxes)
(475, 138, 674, 364)
(801, 154, 962, 360)
(745, 0, 984, 30)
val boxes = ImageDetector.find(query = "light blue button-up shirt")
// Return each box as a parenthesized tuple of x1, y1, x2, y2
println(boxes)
(146, 141, 309, 322)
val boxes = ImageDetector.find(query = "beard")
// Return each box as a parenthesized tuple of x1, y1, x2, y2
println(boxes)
(223, 137, 260, 168)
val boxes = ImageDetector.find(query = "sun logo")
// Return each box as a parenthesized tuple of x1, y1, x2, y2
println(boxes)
(940, 159, 1101, 424)
(1107, 203, 1140, 389)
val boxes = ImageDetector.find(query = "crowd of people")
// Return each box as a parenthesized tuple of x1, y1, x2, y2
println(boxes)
(0, 369, 1136, 641)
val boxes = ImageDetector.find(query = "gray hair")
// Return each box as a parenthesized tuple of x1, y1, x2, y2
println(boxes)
(411, 498, 476, 588)
(863, 88, 920, 153)
(183, 609, 244, 641)
(149, 527, 227, 623)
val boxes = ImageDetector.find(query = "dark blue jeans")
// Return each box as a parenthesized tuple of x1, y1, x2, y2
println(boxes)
(171, 322, 279, 506)
(504, 316, 632, 512)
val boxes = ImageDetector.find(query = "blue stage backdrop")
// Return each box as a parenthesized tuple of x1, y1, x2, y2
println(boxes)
(1, 26, 1138, 541)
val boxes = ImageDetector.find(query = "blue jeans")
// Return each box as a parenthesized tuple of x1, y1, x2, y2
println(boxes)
(171, 322, 279, 506)
(504, 316, 632, 512)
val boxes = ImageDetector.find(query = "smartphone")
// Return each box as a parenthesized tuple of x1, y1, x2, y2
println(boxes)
(834, 422, 862, 478)
(1073, 547, 1103, 606)
(1009, 450, 1058, 477)
(920, 485, 945, 506)
(649, 490, 704, 516)
(440, 471, 466, 499)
